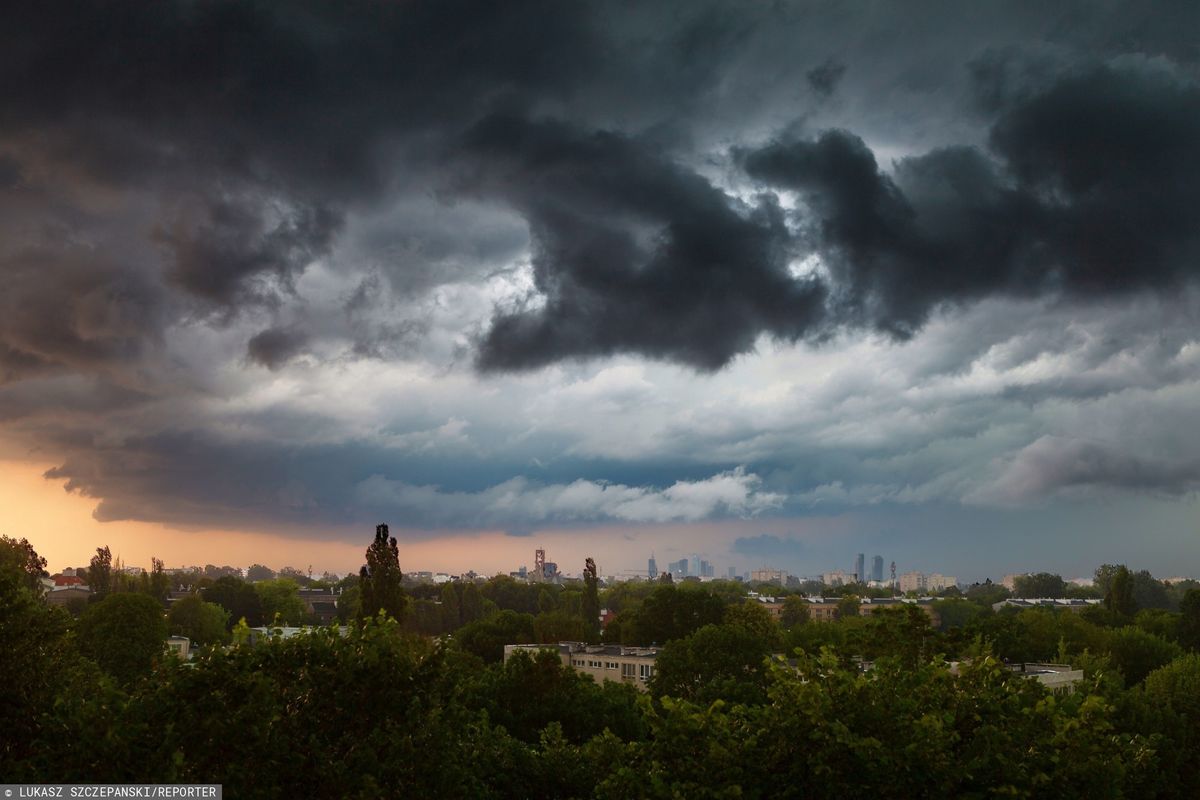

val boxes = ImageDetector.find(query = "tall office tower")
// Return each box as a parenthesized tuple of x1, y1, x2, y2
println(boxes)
(648, 554, 658, 579)
(727, 565, 736, 579)
(855, 553, 865, 583)
(700, 559, 713, 577)
(671, 558, 688, 577)
(690, 555, 700, 577)
(872, 555, 884, 583)
(534, 548, 546, 581)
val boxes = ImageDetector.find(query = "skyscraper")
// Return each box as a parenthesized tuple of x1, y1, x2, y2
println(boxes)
(872, 555, 884, 583)
(690, 555, 700, 577)
(855, 553, 865, 583)
(648, 554, 658, 579)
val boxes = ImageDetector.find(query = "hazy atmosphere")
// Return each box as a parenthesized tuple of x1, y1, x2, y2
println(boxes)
(2, 0, 1198, 579)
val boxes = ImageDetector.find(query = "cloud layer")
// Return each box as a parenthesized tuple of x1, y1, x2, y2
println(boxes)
(0, 1, 1197, 557)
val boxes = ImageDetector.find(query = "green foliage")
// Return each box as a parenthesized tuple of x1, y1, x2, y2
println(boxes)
(1106, 565, 1138, 618)
(202, 575, 263, 628)
(650, 623, 774, 706)
(455, 610, 536, 662)
(0, 535, 49, 591)
(253, 578, 307, 626)
(1179, 589, 1200, 651)
(463, 649, 645, 745)
(779, 595, 811, 629)
(723, 600, 782, 650)
(618, 585, 725, 645)
(75, 592, 168, 686)
(167, 595, 230, 646)
(533, 610, 586, 643)
(358, 523, 408, 623)
(246, 563, 275, 582)
(1105, 627, 1182, 686)
(1014, 572, 1068, 598)
(88, 545, 113, 599)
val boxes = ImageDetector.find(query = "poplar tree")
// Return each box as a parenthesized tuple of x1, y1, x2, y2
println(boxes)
(359, 524, 407, 623)
(582, 557, 601, 642)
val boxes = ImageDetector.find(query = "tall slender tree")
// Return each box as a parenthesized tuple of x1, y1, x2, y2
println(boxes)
(359, 524, 407, 623)
(1105, 565, 1137, 618)
(88, 546, 113, 599)
(582, 557, 601, 643)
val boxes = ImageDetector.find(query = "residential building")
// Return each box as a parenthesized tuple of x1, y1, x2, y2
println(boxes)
(822, 569, 849, 587)
(926, 573, 957, 592)
(751, 567, 786, 585)
(165, 636, 191, 660)
(44, 586, 91, 607)
(992, 598, 1102, 613)
(1009, 663, 1084, 694)
(898, 571, 925, 593)
(801, 596, 942, 626)
(504, 642, 661, 691)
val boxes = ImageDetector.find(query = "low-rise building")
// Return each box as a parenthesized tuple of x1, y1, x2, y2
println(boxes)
(44, 586, 92, 607)
(165, 636, 191, 660)
(504, 642, 661, 690)
(992, 598, 1102, 613)
(1009, 662, 1084, 694)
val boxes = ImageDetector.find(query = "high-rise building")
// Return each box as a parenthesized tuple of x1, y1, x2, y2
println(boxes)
(854, 553, 865, 583)
(648, 554, 658, 580)
(871, 555, 884, 583)
(700, 559, 713, 578)
(690, 555, 700, 577)
(669, 558, 688, 577)
(727, 565, 736, 579)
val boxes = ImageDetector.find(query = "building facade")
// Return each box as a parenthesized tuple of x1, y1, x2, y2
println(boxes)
(503, 642, 660, 690)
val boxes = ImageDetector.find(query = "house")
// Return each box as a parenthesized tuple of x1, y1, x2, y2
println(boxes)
(44, 586, 92, 607)
(165, 636, 191, 660)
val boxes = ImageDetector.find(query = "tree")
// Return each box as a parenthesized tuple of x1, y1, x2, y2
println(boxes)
(836, 595, 861, 619)
(246, 564, 276, 582)
(1180, 589, 1200, 651)
(582, 558, 601, 643)
(0, 536, 48, 592)
(724, 600, 782, 650)
(202, 575, 263, 628)
(779, 596, 811, 629)
(440, 582, 462, 630)
(75, 592, 167, 685)
(148, 557, 170, 601)
(454, 610, 536, 663)
(255, 578, 307, 626)
(88, 545, 113, 599)
(649, 623, 774, 705)
(1012, 572, 1067, 598)
(619, 585, 725, 645)
(1105, 565, 1137, 618)
(359, 523, 407, 623)
(167, 595, 230, 646)
(460, 581, 484, 625)
(533, 610, 585, 643)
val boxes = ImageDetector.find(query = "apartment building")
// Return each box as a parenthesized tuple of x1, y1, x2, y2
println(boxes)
(503, 641, 661, 690)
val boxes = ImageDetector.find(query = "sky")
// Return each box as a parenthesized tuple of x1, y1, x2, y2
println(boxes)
(1, 0, 1198, 581)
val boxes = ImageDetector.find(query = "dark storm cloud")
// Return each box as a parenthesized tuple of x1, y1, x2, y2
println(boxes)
(732, 533, 808, 559)
(738, 60, 1200, 341)
(1, 0, 1199, 536)
(458, 114, 827, 371)
(246, 326, 309, 371)
(806, 58, 847, 98)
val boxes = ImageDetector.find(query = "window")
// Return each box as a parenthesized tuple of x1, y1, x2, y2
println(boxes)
(606, 661, 618, 670)
(639, 664, 653, 681)
(621, 663, 636, 678)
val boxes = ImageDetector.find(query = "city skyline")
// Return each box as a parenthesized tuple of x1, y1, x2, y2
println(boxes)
(1, 2, 1198, 582)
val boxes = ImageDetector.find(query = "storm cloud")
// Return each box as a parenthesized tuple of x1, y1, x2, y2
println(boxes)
(0, 1, 1198, 562)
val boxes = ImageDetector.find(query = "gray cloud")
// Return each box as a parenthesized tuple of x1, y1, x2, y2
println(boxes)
(0, 1, 1198, 546)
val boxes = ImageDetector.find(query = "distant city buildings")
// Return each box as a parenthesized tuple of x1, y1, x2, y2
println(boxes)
(871, 556, 884, 583)
(647, 554, 658, 580)
(855, 553, 865, 583)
